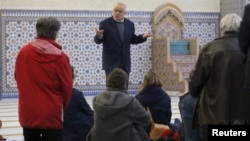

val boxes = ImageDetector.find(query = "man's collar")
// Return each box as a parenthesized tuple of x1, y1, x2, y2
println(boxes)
(113, 17, 124, 23)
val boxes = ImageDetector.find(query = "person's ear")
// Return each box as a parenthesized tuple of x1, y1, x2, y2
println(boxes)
(220, 29, 224, 36)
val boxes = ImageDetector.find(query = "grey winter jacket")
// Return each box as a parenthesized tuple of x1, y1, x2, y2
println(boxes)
(86, 87, 151, 141)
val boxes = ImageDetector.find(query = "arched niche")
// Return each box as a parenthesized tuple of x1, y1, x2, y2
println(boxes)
(152, 3, 184, 40)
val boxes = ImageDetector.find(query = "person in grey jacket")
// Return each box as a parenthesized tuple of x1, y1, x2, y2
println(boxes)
(86, 68, 151, 141)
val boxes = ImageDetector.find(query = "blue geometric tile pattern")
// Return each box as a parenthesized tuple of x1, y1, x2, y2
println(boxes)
(183, 12, 220, 47)
(0, 10, 219, 98)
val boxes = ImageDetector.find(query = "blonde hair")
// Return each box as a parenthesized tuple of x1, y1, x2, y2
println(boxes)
(138, 71, 163, 93)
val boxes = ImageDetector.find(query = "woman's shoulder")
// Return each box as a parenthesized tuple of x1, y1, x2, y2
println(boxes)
(72, 88, 83, 95)
(72, 88, 87, 101)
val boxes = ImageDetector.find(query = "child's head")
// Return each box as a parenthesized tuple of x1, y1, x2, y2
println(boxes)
(107, 68, 128, 89)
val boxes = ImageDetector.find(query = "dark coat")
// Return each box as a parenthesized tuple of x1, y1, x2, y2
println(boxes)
(135, 86, 172, 126)
(238, 3, 250, 89)
(189, 32, 250, 128)
(62, 88, 94, 141)
(94, 16, 146, 73)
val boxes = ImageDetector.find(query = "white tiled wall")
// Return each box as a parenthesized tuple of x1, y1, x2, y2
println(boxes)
(0, 0, 220, 12)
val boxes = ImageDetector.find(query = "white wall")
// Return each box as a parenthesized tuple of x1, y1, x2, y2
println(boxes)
(0, 0, 220, 12)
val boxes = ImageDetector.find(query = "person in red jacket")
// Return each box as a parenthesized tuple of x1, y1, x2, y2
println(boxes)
(14, 17, 73, 141)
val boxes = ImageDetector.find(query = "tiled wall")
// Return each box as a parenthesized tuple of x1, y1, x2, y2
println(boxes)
(0, 10, 220, 98)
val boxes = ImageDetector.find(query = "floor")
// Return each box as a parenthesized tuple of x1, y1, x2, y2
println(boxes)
(0, 92, 183, 141)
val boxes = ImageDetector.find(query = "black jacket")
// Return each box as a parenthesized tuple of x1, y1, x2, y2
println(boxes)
(94, 16, 146, 73)
(62, 88, 94, 141)
(135, 86, 172, 126)
(238, 3, 250, 89)
(189, 32, 250, 128)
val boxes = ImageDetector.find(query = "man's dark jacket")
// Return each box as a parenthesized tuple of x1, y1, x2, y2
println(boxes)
(189, 32, 250, 128)
(94, 16, 146, 73)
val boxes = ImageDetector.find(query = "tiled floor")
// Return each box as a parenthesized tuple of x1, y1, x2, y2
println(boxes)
(0, 92, 183, 141)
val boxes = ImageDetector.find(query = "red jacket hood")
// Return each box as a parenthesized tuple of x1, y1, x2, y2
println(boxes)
(29, 37, 63, 63)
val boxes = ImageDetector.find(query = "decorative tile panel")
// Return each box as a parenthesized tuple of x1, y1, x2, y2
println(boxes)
(0, 10, 219, 98)
(183, 13, 220, 48)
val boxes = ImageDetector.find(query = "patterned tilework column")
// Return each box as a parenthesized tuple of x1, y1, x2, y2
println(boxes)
(0, 10, 219, 98)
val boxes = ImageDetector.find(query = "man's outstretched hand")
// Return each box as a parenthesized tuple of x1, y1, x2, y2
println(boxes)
(96, 27, 104, 38)
(142, 32, 153, 38)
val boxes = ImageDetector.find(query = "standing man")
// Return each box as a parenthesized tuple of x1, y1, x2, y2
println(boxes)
(15, 17, 73, 141)
(94, 2, 152, 88)
(188, 13, 250, 141)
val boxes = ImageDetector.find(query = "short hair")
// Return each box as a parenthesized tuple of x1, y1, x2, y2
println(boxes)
(138, 71, 163, 93)
(106, 68, 128, 89)
(220, 13, 241, 32)
(113, 2, 126, 12)
(36, 17, 61, 39)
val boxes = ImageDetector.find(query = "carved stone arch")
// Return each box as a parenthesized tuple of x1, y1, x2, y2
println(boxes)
(152, 3, 184, 40)
(152, 3, 199, 93)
